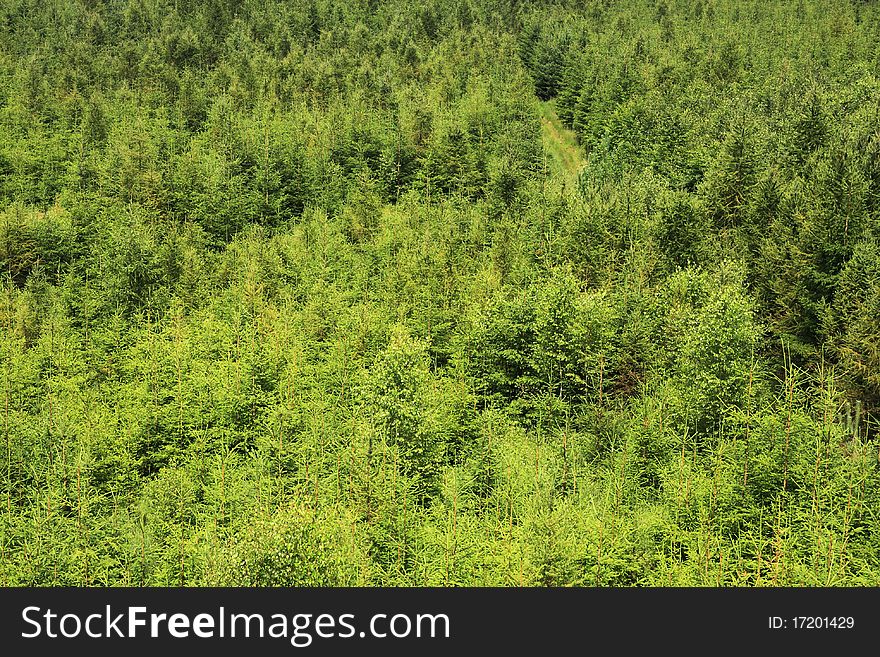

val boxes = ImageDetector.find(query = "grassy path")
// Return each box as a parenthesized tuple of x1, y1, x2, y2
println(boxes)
(540, 100, 585, 189)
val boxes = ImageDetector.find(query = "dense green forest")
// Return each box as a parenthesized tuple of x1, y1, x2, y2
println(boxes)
(1, 0, 879, 586)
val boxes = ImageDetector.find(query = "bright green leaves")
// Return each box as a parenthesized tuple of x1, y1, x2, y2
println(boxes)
(370, 327, 431, 448)
(366, 326, 478, 502)
(531, 270, 614, 405)
(463, 269, 617, 418)
(342, 170, 382, 244)
(214, 506, 352, 586)
(367, 327, 440, 499)
(2, 0, 880, 589)
(654, 266, 763, 435)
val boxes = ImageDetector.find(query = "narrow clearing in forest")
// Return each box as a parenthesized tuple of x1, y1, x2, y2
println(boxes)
(540, 100, 585, 188)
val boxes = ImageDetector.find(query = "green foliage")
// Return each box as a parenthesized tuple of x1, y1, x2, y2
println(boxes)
(1, 0, 879, 588)
(214, 506, 354, 586)
(828, 237, 880, 409)
(368, 326, 440, 494)
(0, 205, 77, 286)
(670, 266, 763, 434)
